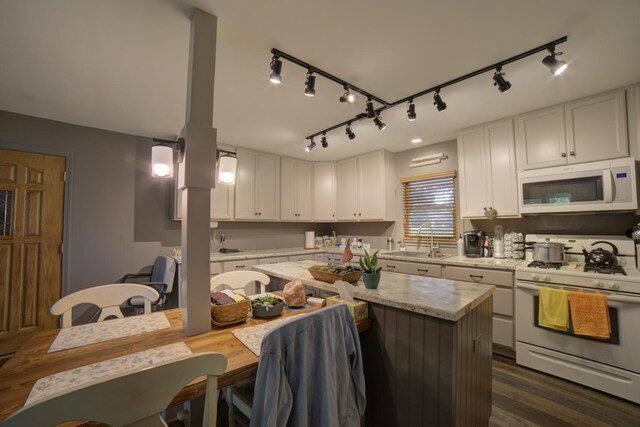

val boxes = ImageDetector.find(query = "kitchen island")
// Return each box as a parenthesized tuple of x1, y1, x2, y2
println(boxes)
(253, 260, 495, 426)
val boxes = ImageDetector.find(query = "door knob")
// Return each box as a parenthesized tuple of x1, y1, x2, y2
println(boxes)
(569, 151, 575, 156)
(561, 152, 567, 157)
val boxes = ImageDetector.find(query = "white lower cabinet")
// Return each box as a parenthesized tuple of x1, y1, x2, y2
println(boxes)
(210, 262, 223, 275)
(380, 260, 442, 278)
(288, 254, 315, 262)
(223, 258, 258, 272)
(442, 265, 515, 349)
(260, 256, 288, 264)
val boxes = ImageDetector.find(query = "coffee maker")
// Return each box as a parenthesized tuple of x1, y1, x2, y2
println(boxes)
(463, 231, 485, 258)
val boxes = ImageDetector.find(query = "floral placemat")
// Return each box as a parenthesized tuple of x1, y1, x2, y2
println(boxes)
(27, 342, 192, 406)
(232, 314, 305, 356)
(48, 312, 171, 353)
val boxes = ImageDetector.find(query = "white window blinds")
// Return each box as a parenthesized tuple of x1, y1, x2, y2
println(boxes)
(402, 172, 457, 240)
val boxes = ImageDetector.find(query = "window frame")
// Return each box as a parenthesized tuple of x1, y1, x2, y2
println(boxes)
(401, 171, 458, 243)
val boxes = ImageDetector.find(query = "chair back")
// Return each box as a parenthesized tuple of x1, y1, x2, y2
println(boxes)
(209, 271, 270, 295)
(50, 283, 160, 328)
(151, 256, 177, 294)
(1, 352, 227, 427)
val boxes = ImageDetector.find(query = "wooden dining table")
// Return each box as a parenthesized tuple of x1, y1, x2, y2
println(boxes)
(0, 306, 372, 423)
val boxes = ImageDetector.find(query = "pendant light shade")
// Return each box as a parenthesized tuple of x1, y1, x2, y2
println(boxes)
(217, 152, 237, 185)
(151, 145, 174, 178)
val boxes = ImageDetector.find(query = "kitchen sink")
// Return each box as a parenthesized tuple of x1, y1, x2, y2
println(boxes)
(383, 251, 451, 259)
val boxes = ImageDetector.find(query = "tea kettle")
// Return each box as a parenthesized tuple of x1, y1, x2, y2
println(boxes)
(582, 241, 619, 267)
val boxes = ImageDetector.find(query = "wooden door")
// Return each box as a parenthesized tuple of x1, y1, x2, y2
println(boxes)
(295, 160, 313, 221)
(336, 157, 358, 220)
(256, 152, 279, 220)
(0, 149, 65, 355)
(313, 162, 336, 221)
(233, 148, 258, 220)
(357, 151, 384, 220)
(279, 157, 297, 221)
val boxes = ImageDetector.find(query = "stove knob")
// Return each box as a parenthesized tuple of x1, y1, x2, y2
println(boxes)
(592, 280, 603, 288)
(531, 274, 540, 281)
(607, 281, 620, 290)
(542, 275, 551, 282)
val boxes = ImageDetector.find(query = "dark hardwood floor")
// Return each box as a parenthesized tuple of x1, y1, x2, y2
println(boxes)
(490, 355, 640, 427)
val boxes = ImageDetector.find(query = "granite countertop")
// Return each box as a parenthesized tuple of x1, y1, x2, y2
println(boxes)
(174, 247, 324, 263)
(253, 260, 495, 322)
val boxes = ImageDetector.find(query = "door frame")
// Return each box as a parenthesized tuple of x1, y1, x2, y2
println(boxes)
(0, 142, 73, 297)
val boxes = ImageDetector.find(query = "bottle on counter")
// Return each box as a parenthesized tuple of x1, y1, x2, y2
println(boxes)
(457, 235, 464, 257)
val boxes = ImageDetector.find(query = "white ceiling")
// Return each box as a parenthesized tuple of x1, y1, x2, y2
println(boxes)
(1, 0, 639, 161)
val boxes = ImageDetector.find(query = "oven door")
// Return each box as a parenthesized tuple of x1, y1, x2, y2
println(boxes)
(516, 281, 640, 373)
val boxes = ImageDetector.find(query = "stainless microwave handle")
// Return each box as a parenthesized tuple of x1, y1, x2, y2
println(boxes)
(602, 169, 614, 203)
(517, 282, 640, 304)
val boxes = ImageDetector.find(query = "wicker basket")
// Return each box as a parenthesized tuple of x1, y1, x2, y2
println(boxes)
(211, 296, 251, 327)
(308, 265, 362, 284)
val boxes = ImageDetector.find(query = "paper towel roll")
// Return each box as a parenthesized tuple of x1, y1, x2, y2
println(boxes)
(305, 231, 315, 249)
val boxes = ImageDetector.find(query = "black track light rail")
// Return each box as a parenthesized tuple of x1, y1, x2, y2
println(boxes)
(271, 48, 390, 107)
(302, 36, 567, 141)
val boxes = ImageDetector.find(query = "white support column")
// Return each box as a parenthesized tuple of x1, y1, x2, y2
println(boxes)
(180, 8, 217, 336)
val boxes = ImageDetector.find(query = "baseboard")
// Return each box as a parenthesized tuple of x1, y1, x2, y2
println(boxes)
(493, 345, 516, 359)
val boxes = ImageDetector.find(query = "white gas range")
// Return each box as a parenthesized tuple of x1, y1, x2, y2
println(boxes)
(515, 235, 640, 404)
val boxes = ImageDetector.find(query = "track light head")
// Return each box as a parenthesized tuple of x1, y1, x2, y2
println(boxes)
(407, 100, 417, 121)
(269, 55, 282, 84)
(345, 124, 356, 140)
(340, 87, 356, 103)
(366, 98, 376, 118)
(433, 90, 447, 112)
(305, 138, 316, 152)
(373, 115, 387, 131)
(321, 135, 328, 148)
(493, 68, 512, 93)
(305, 71, 316, 97)
(542, 46, 568, 76)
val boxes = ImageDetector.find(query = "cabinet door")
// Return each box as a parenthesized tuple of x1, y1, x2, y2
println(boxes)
(313, 162, 336, 221)
(514, 106, 567, 170)
(485, 120, 519, 217)
(357, 151, 385, 220)
(458, 127, 489, 218)
(296, 160, 313, 221)
(211, 183, 233, 220)
(256, 152, 280, 220)
(280, 157, 297, 221)
(565, 90, 629, 163)
(234, 149, 258, 220)
(337, 157, 358, 220)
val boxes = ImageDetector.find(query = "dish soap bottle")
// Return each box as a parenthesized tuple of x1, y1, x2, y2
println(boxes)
(457, 235, 464, 257)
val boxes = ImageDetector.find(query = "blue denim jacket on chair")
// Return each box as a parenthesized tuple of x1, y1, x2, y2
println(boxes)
(250, 304, 366, 427)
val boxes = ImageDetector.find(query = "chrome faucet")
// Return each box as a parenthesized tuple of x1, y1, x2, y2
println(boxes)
(417, 223, 439, 257)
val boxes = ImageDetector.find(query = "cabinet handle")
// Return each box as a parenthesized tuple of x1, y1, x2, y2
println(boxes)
(417, 268, 429, 273)
(259, 212, 262, 216)
(561, 152, 567, 158)
(358, 213, 361, 216)
(569, 151, 575, 156)
(236, 265, 245, 269)
(469, 274, 484, 280)
(353, 213, 356, 216)
(254, 212, 258, 215)
(386, 265, 396, 269)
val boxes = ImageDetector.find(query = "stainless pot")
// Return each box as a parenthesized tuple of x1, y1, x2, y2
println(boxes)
(530, 240, 567, 263)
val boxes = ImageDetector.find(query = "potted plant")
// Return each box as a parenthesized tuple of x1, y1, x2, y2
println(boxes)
(359, 250, 382, 289)
(252, 295, 284, 318)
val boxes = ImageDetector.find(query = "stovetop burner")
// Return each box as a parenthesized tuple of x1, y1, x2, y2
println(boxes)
(527, 261, 563, 270)
(583, 264, 627, 275)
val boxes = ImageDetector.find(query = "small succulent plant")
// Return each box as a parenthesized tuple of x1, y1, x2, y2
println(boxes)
(359, 249, 381, 274)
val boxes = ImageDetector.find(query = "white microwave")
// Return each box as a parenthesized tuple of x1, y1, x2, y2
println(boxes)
(518, 157, 639, 214)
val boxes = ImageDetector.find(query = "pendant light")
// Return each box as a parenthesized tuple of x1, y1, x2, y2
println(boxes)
(217, 151, 237, 185)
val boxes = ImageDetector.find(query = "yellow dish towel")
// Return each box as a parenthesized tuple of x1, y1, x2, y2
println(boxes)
(538, 288, 569, 331)
(569, 292, 611, 339)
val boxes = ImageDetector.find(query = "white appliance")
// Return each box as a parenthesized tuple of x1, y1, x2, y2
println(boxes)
(518, 157, 638, 214)
(515, 234, 640, 403)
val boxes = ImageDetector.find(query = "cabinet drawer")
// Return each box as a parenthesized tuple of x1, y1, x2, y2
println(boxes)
(223, 259, 258, 271)
(493, 317, 514, 348)
(442, 266, 513, 287)
(210, 262, 223, 275)
(289, 254, 315, 262)
(330, 254, 343, 264)
(493, 288, 514, 317)
(314, 253, 325, 261)
(260, 256, 288, 264)
(381, 260, 442, 278)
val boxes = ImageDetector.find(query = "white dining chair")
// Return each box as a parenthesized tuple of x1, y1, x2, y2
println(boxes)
(0, 352, 227, 427)
(210, 271, 271, 295)
(50, 283, 160, 328)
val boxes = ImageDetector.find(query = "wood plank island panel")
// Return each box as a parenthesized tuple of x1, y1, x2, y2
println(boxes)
(363, 297, 493, 427)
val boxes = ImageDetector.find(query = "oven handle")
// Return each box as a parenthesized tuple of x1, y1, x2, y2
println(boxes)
(517, 282, 640, 304)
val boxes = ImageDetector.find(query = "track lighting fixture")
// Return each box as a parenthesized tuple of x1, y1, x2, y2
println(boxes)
(433, 90, 447, 112)
(407, 100, 416, 121)
(305, 138, 316, 152)
(345, 124, 356, 140)
(305, 71, 316, 97)
(321, 134, 328, 148)
(542, 46, 568, 76)
(340, 86, 356, 103)
(269, 55, 282, 84)
(373, 115, 387, 131)
(366, 98, 376, 118)
(492, 67, 511, 93)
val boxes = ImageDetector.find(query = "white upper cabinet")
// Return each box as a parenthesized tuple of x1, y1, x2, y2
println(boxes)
(516, 89, 629, 171)
(235, 148, 279, 220)
(313, 162, 336, 221)
(565, 89, 628, 164)
(173, 160, 234, 221)
(458, 120, 519, 219)
(280, 157, 313, 221)
(337, 150, 396, 221)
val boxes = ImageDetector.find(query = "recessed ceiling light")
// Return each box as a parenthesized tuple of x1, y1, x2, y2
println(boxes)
(411, 138, 423, 144)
